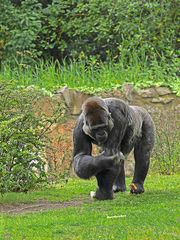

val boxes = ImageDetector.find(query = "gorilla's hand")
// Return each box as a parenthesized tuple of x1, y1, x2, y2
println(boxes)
(96, 149, 124, 171)
(103, 149, 125, 165)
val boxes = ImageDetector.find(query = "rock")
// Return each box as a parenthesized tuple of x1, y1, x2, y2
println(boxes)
(122, 83, 135, 102)
(155, 87, 171, 96)
(55, 87, 91, 115)
(138, 88, 157, 98)
(151, 97, 174, 104)
(62, 87, 74, 109)
(174, 104, 180, 114)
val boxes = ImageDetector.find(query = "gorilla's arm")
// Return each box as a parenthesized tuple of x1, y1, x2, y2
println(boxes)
(104, 98, 133, 151)
(73, 118, 120, 179)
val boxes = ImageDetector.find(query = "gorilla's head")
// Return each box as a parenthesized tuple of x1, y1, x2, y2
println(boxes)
(82, 97, 114, 145)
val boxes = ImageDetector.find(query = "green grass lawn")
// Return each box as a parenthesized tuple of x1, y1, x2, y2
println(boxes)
(0, 175, 180, 240)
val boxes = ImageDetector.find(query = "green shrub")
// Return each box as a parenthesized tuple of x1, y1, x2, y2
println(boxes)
(0, 81, 65, 193)
(0, 0, 178, 65)
(0, 0, 42, 65)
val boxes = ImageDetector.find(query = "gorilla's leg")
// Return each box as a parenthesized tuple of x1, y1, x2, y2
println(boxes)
(89, 151, 125, 200)
(130, 119, 155, 194)
(95, 168, 119, 200)
(113, 161, 126, 192)
(130, 146, 150, 194)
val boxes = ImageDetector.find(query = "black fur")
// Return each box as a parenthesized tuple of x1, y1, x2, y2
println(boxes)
(73, 97, 155, 200)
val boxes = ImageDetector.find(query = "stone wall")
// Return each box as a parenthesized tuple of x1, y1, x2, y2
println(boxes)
(42, 85, 180, 176)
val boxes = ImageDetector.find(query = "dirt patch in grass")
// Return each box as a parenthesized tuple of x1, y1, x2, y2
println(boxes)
(0, 199, 84, 215)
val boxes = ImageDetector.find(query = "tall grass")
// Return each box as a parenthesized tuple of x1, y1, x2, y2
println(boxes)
(0, 57, 179, 94)
(152, 110, 180, 175)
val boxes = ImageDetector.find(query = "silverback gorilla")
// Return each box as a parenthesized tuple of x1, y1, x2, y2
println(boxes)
(72, 97, 155, 200)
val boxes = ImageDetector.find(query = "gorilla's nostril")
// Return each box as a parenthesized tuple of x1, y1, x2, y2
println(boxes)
(96, 131, 108, 143)
(97, 131, 105, 137)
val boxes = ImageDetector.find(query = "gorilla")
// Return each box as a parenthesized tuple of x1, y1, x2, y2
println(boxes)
(72, 96, 155, 200)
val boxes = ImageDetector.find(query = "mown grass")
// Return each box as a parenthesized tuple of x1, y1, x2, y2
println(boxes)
(0, 59, 179, 95)
(0, 175, 180, 240)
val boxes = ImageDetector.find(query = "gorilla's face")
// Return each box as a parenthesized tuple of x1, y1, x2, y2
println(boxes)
(89, 123, 109, 144)
(83, 108, 114, 145)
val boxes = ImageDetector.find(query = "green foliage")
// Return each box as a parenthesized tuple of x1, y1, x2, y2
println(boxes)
(0, 0, 178, 66)
(0, 58, 179, 95)
(0, 81, 65, 194)
(0, 0, 178, 93)
(0, 0, 42, 64)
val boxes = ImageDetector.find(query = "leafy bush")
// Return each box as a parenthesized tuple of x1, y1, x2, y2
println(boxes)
(0, 81, 65, 193)
(0, 0, 42, 65)
(0, 0, 178, 65)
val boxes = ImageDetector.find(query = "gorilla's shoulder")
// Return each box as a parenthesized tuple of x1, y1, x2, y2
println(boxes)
(103, 97, 149, 117)
(130, 105, 151, 118)
(104, 97, 131, 113)
(104, 97, 127, 105)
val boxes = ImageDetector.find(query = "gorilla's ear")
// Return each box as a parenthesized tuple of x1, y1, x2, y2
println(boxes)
(108, 113, 114, 131)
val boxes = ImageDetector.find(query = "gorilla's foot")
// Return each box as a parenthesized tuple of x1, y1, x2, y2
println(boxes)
(113, 184, 126, 193)
(90, 189, 113, 200)
(130, 183, 144, 194)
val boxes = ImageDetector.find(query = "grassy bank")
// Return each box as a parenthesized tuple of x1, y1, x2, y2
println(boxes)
(0, 59, 179, 95)
(0, 175, 180, 240)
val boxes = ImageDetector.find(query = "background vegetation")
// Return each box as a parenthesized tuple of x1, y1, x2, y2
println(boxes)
(0, 82, 65, 194)
(152, 111, 180, 175)
(0, 0, 179, 93)
(0, 58, 179, 95)
(0, 0, 178, 64)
